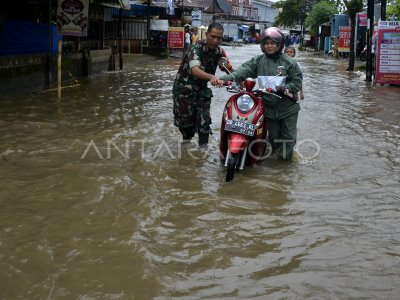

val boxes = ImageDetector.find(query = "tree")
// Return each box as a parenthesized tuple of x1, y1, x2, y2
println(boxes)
(273, 0, 304, 27)
(305, 1, 338, 34)
(387, 0, 400, 20)
(343, 0, 364, 71)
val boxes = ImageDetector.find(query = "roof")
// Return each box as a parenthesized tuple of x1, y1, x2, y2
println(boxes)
(204, 0, 232, 14)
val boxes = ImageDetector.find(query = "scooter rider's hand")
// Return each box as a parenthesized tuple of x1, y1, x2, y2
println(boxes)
(276, 86, 289, 95)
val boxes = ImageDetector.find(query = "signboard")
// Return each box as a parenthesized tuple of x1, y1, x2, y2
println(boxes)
(357, 13, 368, 27)
(338, 26, 351, 52)
(168, 27, 184, 49)
(150, 19, 169, 31)
(191, 10, 201, 20)
(56, 0, 89, 36)
(192, 20, 202, 28)
(375, 21, 400, 85)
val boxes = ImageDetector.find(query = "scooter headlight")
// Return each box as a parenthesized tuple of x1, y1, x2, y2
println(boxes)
(236, 95, 254, 113)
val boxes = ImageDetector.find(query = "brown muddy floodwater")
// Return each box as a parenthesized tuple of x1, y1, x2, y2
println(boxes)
(0, 45, 399, 299)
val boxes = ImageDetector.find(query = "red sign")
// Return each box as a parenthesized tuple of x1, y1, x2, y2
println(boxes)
(357, 13, 368, 27)
(338, 26, 351, 52)
(168, 27, 184, 49)
(375, 21, 400, 85)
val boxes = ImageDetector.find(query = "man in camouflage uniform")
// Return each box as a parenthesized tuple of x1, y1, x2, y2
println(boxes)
(172, 23, 232, 147)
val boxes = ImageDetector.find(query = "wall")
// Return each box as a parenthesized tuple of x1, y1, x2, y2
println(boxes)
(0, 50, 113, 96)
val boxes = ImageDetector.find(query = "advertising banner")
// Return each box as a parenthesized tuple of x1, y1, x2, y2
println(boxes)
(56, 0, 89, 36)
(338, 26, 351, 52)
(168, 27, 184, 49)
(150, 20, 169, 31)
(357, 13, 368, 27)
(376, 21, 400, 85)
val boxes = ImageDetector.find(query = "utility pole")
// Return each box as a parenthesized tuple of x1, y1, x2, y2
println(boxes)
(182, 0, 184, 25)
(147, 0, 151, 47)
(47, 0, 52, 87)
(381, 0, 387, 21)
(300, 0, 306, 47)
(366, 0, 374, 82)
(119, 8, 123, 70)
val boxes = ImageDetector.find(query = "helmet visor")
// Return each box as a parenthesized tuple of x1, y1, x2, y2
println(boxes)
(261, 28, 283, 43)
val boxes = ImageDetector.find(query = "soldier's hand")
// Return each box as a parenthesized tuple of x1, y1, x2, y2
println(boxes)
(210, 75, 220, 86)
(216, 79, 225, 87)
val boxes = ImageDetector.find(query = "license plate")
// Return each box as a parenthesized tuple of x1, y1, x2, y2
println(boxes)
(225, 119, 256, 137)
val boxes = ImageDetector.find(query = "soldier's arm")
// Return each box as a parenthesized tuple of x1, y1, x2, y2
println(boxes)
(191, 66, 219, 85)
(187, 45, 220, 86)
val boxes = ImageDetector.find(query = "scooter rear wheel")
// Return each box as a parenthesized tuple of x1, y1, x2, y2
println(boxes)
(226, 153, 237, 182)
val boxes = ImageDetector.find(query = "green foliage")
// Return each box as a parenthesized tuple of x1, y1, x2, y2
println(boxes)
(305, 1, 338, 33)
(272, 0, 303, 27)
(343, 0, 364, 17)
(387, 0, 400, 20)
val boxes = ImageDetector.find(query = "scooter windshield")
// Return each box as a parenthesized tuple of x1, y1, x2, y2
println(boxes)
(257, 76, 286, 92)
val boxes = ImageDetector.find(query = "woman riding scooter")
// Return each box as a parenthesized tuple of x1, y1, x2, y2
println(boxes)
(218, 27, 302, 160)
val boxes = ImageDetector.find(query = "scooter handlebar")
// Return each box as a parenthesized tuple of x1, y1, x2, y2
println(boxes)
(225, 81, 242, 93)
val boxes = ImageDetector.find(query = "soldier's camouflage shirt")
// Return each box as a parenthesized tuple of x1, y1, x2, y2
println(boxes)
(172, 40, 225, 97)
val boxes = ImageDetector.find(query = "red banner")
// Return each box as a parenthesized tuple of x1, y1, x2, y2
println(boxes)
(338, 26, 351, 52)
(168, 27, 184, 49)
(357, 13, 368, 27)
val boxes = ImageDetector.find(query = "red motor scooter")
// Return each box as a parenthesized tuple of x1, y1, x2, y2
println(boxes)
(218, 58, 292, 182)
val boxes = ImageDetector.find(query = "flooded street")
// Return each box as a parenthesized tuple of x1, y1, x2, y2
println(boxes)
(1, 44, 399, 299)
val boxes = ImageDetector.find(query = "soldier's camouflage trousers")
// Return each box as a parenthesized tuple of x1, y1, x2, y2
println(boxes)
(173, 88, 212, 136)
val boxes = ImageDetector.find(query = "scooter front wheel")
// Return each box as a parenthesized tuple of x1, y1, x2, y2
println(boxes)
(226, 153, 238, 182)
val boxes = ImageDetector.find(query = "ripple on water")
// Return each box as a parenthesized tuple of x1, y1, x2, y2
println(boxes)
(1, 46, 400, 299)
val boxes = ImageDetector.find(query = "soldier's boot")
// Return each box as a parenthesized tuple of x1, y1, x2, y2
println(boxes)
(198, 132, 209, 148)
(179, 127, 194, 143)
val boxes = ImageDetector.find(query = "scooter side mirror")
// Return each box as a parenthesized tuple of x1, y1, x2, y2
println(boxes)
(218, 57, 228, 68)
(276, 66, 286, 76)
(218, 57, 236, 83)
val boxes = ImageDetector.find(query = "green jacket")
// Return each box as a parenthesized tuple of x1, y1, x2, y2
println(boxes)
(220, 53, 302, 120)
